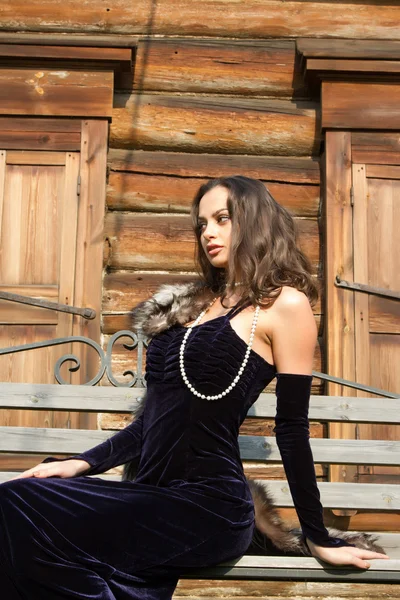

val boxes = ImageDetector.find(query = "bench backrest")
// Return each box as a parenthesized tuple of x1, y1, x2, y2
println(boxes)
(1, 382, 399, 513)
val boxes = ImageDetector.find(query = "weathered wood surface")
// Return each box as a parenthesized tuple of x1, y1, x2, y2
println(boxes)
(0, 131, 80, 151)
(107, 172, 319, 216)
(298, 38, 400, 60)
(4, 384, 396, 425)
(352, 132, 400, 166)
(0, 69, 113, 117)
(1, 426, 400, 467)
(174, 578, 400, 598)
(366, 164, 400, 180)
(0, 44, 131, 64)
(2, 1, 400, 39)
(102, 271, 322, 318)
(131, 39, 303, 96)
(322, 82, 400, 130)
(105, 214, 320, 271)
(0, 117, 82, 132)
(370, 297, 400, 334)
(108, 149, 320, 184)
(0, 32, 138, 47)
(262, 480, 400, 511)
(181, 557, 400, 583)
(111, 95, 319, 155)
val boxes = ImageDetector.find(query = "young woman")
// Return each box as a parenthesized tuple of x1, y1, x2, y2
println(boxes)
(0, 176, 387, 599)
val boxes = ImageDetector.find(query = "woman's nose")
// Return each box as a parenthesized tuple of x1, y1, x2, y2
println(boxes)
(202, 222, 217, 239)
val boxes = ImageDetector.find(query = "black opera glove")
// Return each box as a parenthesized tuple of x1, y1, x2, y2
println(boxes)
(42, 413, 144, 476)
(273, 373, 354, 548)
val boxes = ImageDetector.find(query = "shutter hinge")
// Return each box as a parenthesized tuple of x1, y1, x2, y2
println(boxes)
(350, 185, 354, 206)
(77, 175, 81, 197)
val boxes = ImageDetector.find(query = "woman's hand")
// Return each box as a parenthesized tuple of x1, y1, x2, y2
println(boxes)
(11, 459, 91, 480)
(306, 538, 389, 569)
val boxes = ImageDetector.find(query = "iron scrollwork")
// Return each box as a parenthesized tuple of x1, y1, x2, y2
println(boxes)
(0, 330, 148, 387)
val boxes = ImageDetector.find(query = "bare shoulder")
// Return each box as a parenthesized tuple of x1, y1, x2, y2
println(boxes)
(272, 286, 313, 316)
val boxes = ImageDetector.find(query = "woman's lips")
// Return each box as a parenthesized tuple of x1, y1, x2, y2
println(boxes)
(207, 246, 223, 256)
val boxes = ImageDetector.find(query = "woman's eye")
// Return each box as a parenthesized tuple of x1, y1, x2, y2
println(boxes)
(218, 215, 230, 223)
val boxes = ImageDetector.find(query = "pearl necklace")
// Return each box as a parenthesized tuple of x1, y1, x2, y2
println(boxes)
(179, 298, 261, 400)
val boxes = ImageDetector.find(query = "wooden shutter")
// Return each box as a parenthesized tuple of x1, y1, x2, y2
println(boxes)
(325, 131, 400, 486)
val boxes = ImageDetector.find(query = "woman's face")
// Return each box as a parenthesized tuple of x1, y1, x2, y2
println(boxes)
(197, 185, 232, 269)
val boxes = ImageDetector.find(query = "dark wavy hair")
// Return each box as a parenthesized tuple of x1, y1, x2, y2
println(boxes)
(190, 175, 318, 309)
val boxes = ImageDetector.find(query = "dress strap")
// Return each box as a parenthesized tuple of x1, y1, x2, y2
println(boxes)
(226, 299, 252, 320)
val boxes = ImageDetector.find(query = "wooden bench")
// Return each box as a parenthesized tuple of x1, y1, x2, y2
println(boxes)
(1, 381, 400, 589)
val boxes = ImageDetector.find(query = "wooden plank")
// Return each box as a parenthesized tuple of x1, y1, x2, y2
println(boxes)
(260, 480, 400, 511)
(105, 214, 320, 271)
(352, 132, 400, 166)
(0, 117, 82, 132)
(298, 38, 400, 60)
(5, 150, 66, 165)
(307, 58, 400, 74)
(0, 150, 5, 245)
(2, 1, 400, 39)
(1, 427, 400, 467)
(2, 383, 398, 423)
(111, 94, 318, 156)
(0, 69, 113, 118)
(352, 164, 370, 395)
(369, 296, 400, 334)
(71, 120, 107, 405)
(53, 151, 80, 400)
(175, 577, 400, 598)
(322, 82, 400, 130)
(0, 303, 57, 324)
(0, 131, 81, 151)
(108, 149, 320, 184)
(107, 172, 319, 216)
(324, 132, 357, 490)
(132, 38, 304, 96)
(0, 44, 131, 64)
(366, 165, 400, 180)
(0, 33, 138, 48)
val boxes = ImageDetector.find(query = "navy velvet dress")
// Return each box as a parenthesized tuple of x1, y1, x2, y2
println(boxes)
(0, 305, 276, 599)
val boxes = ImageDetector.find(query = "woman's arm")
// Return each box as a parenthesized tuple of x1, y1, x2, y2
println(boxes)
(40, 411, 145, 477)
(269, 287, 388, 568)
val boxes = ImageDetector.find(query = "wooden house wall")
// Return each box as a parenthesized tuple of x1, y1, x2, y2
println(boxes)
(2, 6, 400, 588)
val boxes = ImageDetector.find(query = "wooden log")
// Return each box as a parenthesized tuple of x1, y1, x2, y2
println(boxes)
(3, 1, 400, 39)
(108, 149, 320, 184)
(0, 69, 113, 117)
(131, 39, 304, 96)
(111, 94, 318, 155)
(103, 271, 322, 314)
(104, 214, 320, 271)
(107, 172, 320, 216)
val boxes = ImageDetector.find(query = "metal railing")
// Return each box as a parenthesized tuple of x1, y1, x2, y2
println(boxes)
(0, 330, 398, 398)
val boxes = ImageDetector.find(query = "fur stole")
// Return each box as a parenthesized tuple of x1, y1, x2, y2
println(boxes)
(130, 280, 213, 337)
(123, 282, 384, 556)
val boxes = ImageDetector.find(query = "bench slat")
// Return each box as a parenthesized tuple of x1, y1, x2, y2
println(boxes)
(1, 427, 400, 467)
(180, 557, 400, 582)
(0, 383, 399, 424)
(0, 470, 398, 512)
(259, 480, 400, 511)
